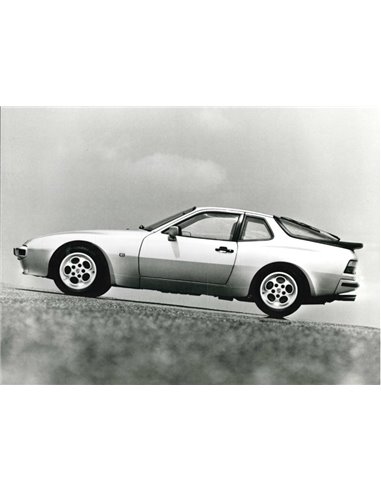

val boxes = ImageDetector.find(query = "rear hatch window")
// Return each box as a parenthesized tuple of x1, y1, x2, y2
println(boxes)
(277, 217, 340, 242)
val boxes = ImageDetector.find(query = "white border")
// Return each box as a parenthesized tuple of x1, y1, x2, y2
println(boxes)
(1, 1, 380, 491)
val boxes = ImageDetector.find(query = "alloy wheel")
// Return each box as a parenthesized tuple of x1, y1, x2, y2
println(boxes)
(259, 271, 298, 310)
(59, 252, 97, 290)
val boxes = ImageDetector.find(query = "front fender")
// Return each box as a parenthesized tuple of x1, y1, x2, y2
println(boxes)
(18, 230, 148, 287)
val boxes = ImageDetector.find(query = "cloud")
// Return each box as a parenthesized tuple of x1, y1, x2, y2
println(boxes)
(129, 153, 227, 191)
(196, 109, 231, 132)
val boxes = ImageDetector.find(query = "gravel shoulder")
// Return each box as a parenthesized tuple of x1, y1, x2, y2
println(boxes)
(0, 288, 379, 384)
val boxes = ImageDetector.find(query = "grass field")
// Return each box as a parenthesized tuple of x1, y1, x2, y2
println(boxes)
(0, 287, 379, 384)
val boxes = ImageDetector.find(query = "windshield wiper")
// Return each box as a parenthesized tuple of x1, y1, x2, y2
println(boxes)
(139, 224, 152, 231)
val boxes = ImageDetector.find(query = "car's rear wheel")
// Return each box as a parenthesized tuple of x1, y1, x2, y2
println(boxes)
(52, 244, 111, 297)
(253, 266, 306, 318)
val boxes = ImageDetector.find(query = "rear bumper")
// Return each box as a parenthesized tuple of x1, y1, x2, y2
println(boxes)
(306, 279, 359, 304)
(335, 279, 359, 294)
(306, 292, 357, 304)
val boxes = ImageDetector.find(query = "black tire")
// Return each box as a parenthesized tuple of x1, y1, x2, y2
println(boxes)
(252, 265, 307, 318)
(51, 243, 111, 297)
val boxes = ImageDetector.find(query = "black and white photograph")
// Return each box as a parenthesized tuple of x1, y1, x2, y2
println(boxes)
(1, 107, 379, 384)
(0, 2, 380, 492)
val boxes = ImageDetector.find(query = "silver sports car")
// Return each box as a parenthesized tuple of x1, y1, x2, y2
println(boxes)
(14, 206, 362, 317)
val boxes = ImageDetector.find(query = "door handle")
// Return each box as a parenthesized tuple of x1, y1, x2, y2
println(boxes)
(215, 246, 234, 253)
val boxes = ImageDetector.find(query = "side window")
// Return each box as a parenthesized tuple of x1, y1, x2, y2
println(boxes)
(175, 212, 240, 240)
(241, 217, 272, 241)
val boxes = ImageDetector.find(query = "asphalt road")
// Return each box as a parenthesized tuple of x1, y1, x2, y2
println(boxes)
(0, 287, 379, 384)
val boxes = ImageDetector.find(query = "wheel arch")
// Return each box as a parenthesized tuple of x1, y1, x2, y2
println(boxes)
(47, 240, 115, 284)
(250, 261, 313, 299)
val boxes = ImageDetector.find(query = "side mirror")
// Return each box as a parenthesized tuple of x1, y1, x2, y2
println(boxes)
(168, 226, 180, 241)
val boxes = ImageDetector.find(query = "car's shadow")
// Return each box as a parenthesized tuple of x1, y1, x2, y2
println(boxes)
(11, 286, 291, 321)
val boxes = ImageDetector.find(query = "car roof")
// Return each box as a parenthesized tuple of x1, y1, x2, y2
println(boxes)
(194, 206, 273, 218)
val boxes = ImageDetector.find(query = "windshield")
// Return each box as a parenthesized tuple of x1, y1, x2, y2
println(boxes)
(277, 217, 340, 242)
(144, 206, 197, 231)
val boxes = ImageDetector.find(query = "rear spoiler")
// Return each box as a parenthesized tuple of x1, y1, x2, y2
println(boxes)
(273, 216, 363, 251)
(300, 239, 363, 251)
(332, 241, 363, 251)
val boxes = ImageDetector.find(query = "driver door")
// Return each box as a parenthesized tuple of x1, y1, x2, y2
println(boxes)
(139, 212, 240, 284)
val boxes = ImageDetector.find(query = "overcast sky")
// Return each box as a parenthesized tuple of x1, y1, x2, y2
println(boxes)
(1, 107, 379, 326)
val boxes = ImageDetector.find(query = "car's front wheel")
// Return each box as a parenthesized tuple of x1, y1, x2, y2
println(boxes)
(253, 266, 306, 318)
(52, 245, 111, 297)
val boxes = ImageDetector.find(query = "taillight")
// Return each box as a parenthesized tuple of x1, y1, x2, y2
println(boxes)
(344, 260, 357, 274)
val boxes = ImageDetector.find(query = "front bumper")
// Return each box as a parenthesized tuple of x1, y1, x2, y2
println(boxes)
(13, 244, 55, 278)
(14, 247, 27, 259)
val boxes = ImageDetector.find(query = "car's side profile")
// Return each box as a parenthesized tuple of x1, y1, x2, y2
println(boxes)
(14, 206, 362, 317)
